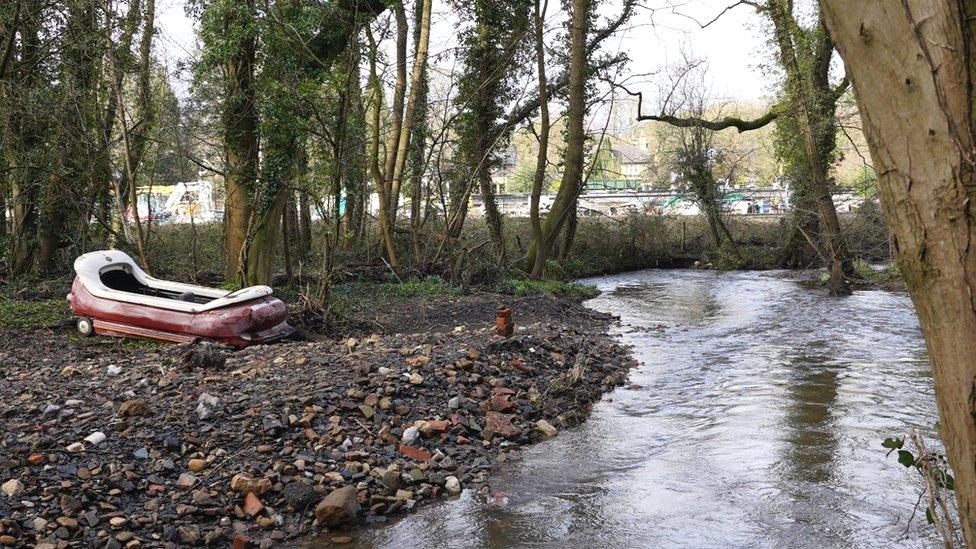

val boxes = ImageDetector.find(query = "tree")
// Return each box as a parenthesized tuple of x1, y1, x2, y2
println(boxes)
(528, 0, 551, 278)
(656, 72, 738, 253)
(451, 0, 532, 263)
(632, 0, 851, 293)
(198, 0, 258, 282)
(522, 0, 591, 272)
(819, 0, 976, 542)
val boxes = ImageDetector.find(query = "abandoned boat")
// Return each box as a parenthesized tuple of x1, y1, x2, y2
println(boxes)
(67, 250, 294, 347)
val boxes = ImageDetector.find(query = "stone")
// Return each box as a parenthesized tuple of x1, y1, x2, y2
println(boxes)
(132, 447, 148, 460)
(401, 426, 420, 445)
(445, 476, 461, 495)
(399, 445, 432, 462)
(56, 516, 78, 529)
(106, 364, 122, 376)
(535, 419, 558, 438)
(448, 396, 461, 409)
(381, 470, 400, 490)
(196, 393, 220, 420)
(408, 373, 424, 385)
(1, 479, 24, 497)
(331, 536, 353, 544)
(66, 442, 84, 452)
(176, 473, 198, 489)
(60, 495, 83, 515)
(230, 474, 272, 496)
(26, 452, 46, 466)
(243, 493, 264, 517)
(109, 517, 127, 528)
(84, 432, 106, 446)
(378, 397, 392, 410)
(483, 411, 520, 439)
(283, 482, 318, 510)
(488, 394, 510, 412)
(177, 526, 199, 545)
(0, 536, 14, 546)
(32, 517, 48, 531)
(187, 459, 207, 472)
(119, 399, 149, 417)
(314, 485, 359, 527)
(358, 405, 374, 419)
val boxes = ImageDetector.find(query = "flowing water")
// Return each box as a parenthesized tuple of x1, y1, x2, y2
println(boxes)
(343, 269, 940, 548)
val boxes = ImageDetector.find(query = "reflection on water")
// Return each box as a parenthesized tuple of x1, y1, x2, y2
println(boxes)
(331, 270, 939, 548)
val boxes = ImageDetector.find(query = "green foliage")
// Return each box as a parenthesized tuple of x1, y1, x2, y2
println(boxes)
(498, 278, 599, 299)
(882, 430, 957, 538)
(704, 244, 779, 271)
(453, 0, 533, 180)
(0, 298, 69, 328)
(326, 277, 460, 318)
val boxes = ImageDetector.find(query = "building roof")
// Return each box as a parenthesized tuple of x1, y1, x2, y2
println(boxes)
(611, 141, 651, 165)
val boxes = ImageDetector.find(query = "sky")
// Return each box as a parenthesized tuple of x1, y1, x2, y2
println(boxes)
(154, 0, 776, 102)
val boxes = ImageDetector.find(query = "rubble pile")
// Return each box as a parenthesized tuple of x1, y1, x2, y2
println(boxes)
(0, 320, 634, 547)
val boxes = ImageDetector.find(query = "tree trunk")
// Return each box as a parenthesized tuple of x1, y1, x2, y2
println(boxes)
(523, 0, 589, 269)
(819, 0, 976, 541)
(366, 28, 399, 267)
(383, 1, 408, 228)
(409, 0, 429, 252)
(528, 0, 550, 279)
(298, 188, 312, 258)
(767, 1, 849, 294)
(220, 0, 258, 283)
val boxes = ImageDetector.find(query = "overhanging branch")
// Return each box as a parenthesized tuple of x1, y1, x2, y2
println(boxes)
(621, 83, 781, 133)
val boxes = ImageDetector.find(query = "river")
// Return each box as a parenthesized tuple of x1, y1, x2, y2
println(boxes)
(337, 269, 941, 548)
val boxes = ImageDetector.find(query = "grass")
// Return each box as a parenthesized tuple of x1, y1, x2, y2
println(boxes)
(499, 278, 600, 300)
(320, 276, 461, 317)
(0, 297, 70, 328)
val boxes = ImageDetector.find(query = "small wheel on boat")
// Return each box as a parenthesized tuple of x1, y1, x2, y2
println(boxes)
(76, 317, 94, 337)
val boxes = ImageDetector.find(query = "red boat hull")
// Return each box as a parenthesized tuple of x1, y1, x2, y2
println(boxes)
(67, 277, 294, 347)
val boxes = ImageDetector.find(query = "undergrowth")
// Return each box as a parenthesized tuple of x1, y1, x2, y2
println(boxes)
(498, 278, 599, 300)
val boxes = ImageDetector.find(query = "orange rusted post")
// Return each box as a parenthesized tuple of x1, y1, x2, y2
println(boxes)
(496, 307, 513, 337)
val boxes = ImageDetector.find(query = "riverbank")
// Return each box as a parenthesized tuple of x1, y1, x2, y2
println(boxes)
(0, 286, 634, 548)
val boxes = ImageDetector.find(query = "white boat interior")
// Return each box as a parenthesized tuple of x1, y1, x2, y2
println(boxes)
(73, 250, 272, 313)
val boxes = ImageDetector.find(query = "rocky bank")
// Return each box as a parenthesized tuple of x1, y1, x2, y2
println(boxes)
(0, 296, 635, 548)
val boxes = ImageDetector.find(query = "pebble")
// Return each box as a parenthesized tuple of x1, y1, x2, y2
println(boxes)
(106, 364, 122, 376)
(401, 426, 420, 445)
(1, 479, 24, 497)
(66, 442, 84, 452)
(84, 432, 106, 446)
(187, 459, 207, 473)
(314, 486, 359, 527)
(230, 474, 272, 495)
(535, 419, 559, 438)
(445, 476, 461, 495)
(196, 393, 220, 420)
(176, 473, 198, 489)
(119, 399, 149, 417)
